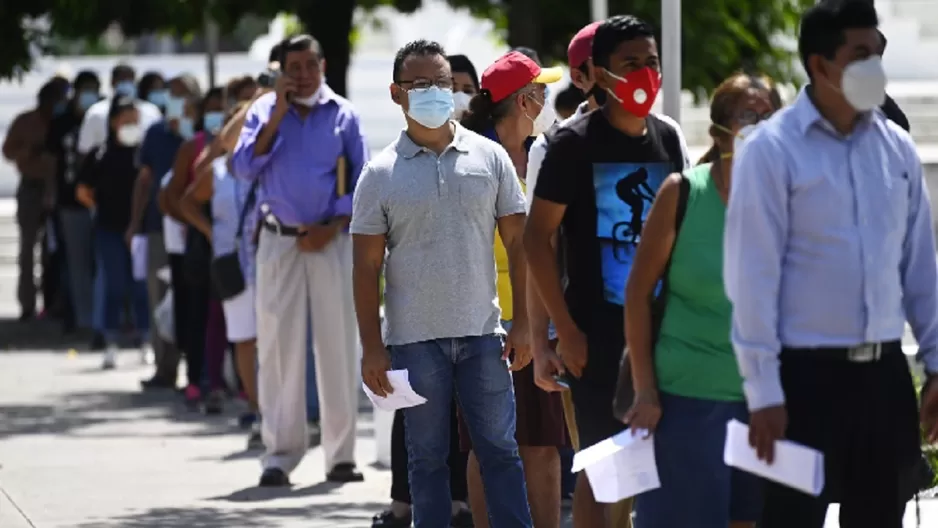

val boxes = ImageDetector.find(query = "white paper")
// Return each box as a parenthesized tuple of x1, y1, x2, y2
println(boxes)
(131, 235, 148, 281)
(362, 369, 427, 411)
(571, 428, 660, 503)
(156, 265, 172, 285)
(161, 170, 187, 255)
(723, 419, 824, 497)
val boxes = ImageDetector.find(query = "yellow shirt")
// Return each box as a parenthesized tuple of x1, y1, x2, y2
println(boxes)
(495, 180, 525, 322)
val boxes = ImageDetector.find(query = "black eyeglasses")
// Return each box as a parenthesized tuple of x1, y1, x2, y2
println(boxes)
(737, 109, 774, 126)
(398, 78, 455, 91)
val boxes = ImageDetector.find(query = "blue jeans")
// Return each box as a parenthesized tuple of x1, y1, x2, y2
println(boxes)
(633, 392, 763, 528)
(391, 335, 532, 528)
(306, 320, 319, 422)
(95, 228, 149, 343)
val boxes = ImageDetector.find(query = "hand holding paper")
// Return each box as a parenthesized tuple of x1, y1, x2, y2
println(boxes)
(363, 369, 427, 412)
(571, 428, 660, 503)
(723, 419, 824, 496)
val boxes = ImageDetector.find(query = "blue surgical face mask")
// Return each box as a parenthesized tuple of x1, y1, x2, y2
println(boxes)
(114, 81, 137, 99)
(165, 96, 186, 119)
(406, 86, 455, 129)
(177, 117, 195, 140)
(203, 111, 225, 133)
(148, 89, 169, 108)
(77, 91, 99, 111)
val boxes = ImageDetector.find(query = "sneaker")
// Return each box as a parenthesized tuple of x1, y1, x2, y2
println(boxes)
(204, 389, 224, 415)
(184, 385, 201, 411)
(139, 343, 154, 365)
(101, 345, 118, 370)
(247, 421, 264, 450)
(308, 420, 322, 448)
(450, 509, 474, 528)
(372, 510, 412, 527)
(238, 412, 258, 429)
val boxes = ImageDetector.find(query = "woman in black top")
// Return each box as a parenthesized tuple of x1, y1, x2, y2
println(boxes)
(75, 96, 150, 370)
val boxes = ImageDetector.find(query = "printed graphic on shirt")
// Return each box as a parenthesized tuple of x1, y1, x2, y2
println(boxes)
(594, 161, 671, 305)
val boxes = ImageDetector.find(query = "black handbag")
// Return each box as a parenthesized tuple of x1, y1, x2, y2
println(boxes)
(612, 174, 690, 422)
(210, 181, 259, 300)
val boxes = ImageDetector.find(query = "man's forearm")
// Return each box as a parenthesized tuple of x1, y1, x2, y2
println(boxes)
(526, 274, 550, 349)
(525, 234, 576, 334)
(353, 264, 385, 351)
(253, 111, 285, 157)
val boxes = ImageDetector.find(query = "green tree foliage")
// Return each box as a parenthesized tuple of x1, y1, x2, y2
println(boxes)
(2, 0, 812, 99)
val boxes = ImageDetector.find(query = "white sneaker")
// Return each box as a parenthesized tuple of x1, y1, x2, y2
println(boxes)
(102, 345, 118, 370)
(140, 343, 154, 365)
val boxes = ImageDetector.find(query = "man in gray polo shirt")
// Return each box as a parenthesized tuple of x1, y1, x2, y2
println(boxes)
(352, 39, 533, 528)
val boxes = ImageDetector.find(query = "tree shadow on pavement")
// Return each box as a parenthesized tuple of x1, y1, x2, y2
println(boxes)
(0, 317, 90, 352)
(0, 390, 241, 440)
(72, 501, 389, 528)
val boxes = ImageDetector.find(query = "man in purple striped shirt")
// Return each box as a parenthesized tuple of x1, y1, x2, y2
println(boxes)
(231, 34, 369, 487)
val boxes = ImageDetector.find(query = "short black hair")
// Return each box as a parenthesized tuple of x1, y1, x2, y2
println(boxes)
(137, 71, 164, 101)
(111, 63, 135, 83)
(196, 87, 224, 132)
(592, 15, 656, 69)
(37, 81, 61, 107)
(73, 70, 100, 91)
(269, 42, 283, 64)
(448, 54, 479, 90)
(555, 84, 586, 113)
(798, 0, 879, 79)
(280, 34, 323, 65)
(392, 39, 447, 83)
(108, 95, 136, 120)
(511, 46, 541, 66)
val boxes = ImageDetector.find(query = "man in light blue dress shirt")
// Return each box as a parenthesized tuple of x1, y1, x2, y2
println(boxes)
(231, 34, 369, 487)
(724, 2, 938, 527)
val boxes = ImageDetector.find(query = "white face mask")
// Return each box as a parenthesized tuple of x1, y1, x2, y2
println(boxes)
(117, 124, 143, 146)
(526, 99, 557, 137)
(452, 92, 472, 119)
(734, 124, 758, 152)
(293, 85, 323, 107)
(840, 56, 886, 112)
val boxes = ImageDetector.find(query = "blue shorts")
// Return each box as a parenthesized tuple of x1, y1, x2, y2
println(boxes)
(633, 392, 763, 528)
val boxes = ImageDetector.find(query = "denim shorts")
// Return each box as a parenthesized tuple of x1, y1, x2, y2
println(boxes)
(633, 392, 763, 527)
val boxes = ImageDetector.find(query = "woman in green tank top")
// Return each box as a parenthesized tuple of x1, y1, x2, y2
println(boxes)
(621, 73, 778, 528)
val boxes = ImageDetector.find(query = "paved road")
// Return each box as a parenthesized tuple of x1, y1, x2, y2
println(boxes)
(0, 204, 934, 527)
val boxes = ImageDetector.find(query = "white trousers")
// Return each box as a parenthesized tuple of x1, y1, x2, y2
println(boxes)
(256, 230, 359, 474)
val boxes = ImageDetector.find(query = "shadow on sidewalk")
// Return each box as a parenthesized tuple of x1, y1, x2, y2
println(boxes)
(0, 389, 242, 440)
(72, 501, 389, 528)
(0, 317, 91, 351)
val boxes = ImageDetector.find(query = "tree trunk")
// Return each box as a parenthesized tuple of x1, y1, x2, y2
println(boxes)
(296, 0, 356, 98)
(506, 0, 541, 51)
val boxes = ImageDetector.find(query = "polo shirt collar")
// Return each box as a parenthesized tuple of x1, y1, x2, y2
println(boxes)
(395, 121, 472, 159)
(793, 85, 880, 137)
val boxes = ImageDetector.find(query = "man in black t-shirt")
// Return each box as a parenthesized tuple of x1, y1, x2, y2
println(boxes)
(45, 70, 101, 333)
(524, 15, 689, 525)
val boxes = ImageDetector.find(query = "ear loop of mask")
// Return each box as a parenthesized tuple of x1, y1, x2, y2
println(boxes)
(711, 123, 737, 160)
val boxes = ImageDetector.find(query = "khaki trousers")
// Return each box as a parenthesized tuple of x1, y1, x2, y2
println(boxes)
(256, 230, 359, 474)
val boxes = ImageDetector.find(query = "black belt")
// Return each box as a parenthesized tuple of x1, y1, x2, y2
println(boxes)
(262, 217, 306, 237)
(780, 340, 901, 363)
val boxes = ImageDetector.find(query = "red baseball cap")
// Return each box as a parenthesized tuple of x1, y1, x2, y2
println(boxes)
(480, 51, 563, 103)
(567, 21, 602, 68)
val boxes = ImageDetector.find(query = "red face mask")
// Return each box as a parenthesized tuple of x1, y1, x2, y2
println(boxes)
(604, 67, 662, 118)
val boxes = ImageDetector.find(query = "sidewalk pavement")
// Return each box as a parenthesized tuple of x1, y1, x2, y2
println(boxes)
(0, 339, 935, 527)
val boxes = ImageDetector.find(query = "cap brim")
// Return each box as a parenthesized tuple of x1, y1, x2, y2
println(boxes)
(533, 66, 563, 84)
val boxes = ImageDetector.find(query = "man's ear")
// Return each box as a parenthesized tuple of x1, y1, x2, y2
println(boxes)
(389, 83, 402, 106)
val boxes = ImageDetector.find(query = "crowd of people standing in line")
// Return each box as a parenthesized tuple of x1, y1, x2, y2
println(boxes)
(3, 1, 938, 528)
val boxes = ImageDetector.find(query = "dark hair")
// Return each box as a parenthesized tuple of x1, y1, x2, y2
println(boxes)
(37, 81, 61, 107)
(106, 96, 137, 143)
(759, 74, 784, 110)
(225, 75, 257, 102)
(280, 34, 323, 66)
(268, 42, 283, 64)
(137, 71, 165, 102)
(170, 74, 202, 99)
(592, 15, 656, 69)
(73, 70, 100, 92)
(554, 84, 586, 115)
(393, 39, 448, 83)
(196, 87, 224, 132)
(111, 63, 135, 84)
(511, 46, 541, 65)
(460, 87, 529, 133)
(697, 73, 772, 165)
(447, 54, 480, 90)
(798, 0, 879, 80)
